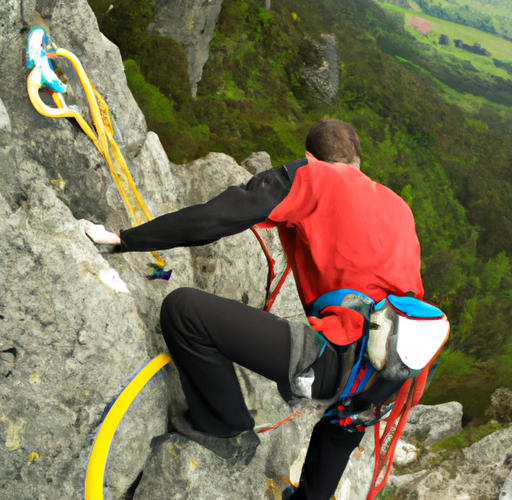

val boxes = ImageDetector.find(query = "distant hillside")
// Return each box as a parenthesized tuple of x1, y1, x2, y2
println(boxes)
(377, 2, 512, 70)
(374, 1, 512, 135)
(378, 0, 512, 39)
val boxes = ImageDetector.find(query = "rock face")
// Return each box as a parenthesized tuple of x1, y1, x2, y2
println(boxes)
(389, 426, 512, 500)
(334, 402, 464, 500)
(383, 402, 512, 500)
(148, 0, 224, 97)
(501, 470, 512, 500)
(0, 98, 11, 132)
(0, 1, 295, 499)
(303, 34, 340, 103)
(133, 371, 328, 500)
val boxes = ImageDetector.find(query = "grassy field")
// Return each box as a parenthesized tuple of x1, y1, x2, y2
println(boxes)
(376, 1, 512, 81)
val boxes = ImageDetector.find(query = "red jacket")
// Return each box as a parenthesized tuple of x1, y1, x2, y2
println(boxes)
(265, 154, 424, 344)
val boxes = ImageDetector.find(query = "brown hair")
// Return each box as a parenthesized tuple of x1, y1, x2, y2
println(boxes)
(305, 118, 361, 164)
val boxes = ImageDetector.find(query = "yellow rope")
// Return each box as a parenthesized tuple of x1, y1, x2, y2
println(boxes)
(27, 49, 166, 269)
(83, 352, 172, 500)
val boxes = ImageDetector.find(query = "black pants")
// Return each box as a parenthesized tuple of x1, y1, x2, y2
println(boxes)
(161, 287, 364, 499)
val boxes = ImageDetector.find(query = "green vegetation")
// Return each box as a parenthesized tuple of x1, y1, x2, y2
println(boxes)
(86, 0, 512, 420)
(372, 2, 512, 130)
(374, 486, 397, 500)
(373, 1, 512, 135)
(377, 2, 512, 72)
(378, 0, 512, 39)
(430, 420, 511, 459)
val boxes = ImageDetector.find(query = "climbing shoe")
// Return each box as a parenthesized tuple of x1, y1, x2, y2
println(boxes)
(171, 411, 260, 467)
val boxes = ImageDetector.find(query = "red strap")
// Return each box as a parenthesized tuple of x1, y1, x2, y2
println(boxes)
(250, 226, 292, 313)
(366, 325, 450, 500)
(366, 378, 414, 500)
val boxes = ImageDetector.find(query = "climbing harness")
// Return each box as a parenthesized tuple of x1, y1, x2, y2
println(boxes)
(25, 26, 170, 280)
(362, 297, 449, 499)
(323, 294, 449, 500)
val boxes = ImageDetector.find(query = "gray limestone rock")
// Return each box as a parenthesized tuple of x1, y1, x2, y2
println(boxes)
(401, 402, 463, 447)
(391, 426, 512, 500)
(393, 440, 420, 466)
(303, 34, 340, 103)
(333, 430, 376, 500)
(0, 1, 279, 499)
(2, 1, 510, 500)
(333, 402, 465, 500)
(148, 0, 224, 97)
(135, 370, 329, 500)
(241, 151, 273, 175)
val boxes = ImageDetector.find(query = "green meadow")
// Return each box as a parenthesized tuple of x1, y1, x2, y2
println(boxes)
(377, 1, 512, 80)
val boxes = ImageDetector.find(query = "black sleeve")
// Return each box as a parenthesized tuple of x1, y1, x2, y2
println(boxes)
(119, 166, 293, 252)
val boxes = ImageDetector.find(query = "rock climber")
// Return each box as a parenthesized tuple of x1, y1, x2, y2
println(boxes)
(85, 118, 425, 500)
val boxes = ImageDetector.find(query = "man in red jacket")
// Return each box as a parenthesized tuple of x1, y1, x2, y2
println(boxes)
(85, 118, 423, 500)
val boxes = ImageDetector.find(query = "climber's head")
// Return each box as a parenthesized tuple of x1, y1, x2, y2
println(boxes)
(305, 118, 361, 169)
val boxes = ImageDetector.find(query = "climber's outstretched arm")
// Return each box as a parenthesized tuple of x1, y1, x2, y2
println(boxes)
(85, 167, 291, 251)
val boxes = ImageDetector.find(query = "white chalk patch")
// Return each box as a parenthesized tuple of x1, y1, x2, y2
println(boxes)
(393, 440, 419, 466)
(336, 477, 352, 500)
(99, 268, 130, 293)
(289, 455, 305, 485)
(0, 98, 11, 132)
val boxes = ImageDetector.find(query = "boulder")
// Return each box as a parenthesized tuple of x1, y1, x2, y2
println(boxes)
(134, 367, 328, 500)
(391, 426, 512, 500)
(500, 470, 512, 500)
(241, 151, 273, 175)
(393, 440, 420, 466)
(485, 387, 512, 424)
(401, 402, 463, 447)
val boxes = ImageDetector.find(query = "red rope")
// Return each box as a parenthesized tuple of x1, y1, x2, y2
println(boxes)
(263, 263, 291, 312)
(250, 226, 292, 312)
(257, 410, 302, 434)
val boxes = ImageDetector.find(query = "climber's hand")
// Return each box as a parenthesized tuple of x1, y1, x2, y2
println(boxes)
(81, 220, 121, 245)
